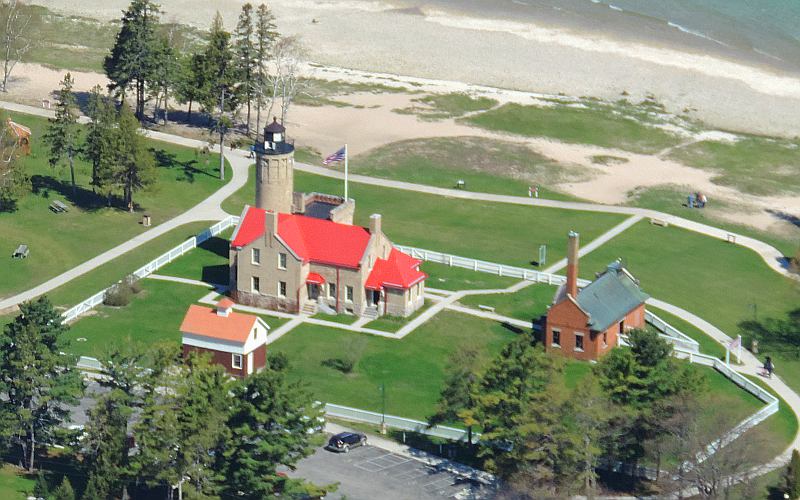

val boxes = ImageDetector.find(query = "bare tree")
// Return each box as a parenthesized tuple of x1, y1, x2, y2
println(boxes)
(266, 35, 305, 125)
(0, 113, 22, 211)
(0, 0, 30, 92)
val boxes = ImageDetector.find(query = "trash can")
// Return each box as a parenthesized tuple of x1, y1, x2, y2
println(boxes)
(142, 214, 151, 227)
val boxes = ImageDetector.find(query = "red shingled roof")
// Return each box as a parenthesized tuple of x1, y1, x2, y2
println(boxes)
(231, 207, 372, 269)
(365, 248, 427, 290)
(180, 304, 259, 343)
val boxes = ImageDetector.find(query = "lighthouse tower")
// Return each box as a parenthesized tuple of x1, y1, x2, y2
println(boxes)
(255, 118, 294, 213)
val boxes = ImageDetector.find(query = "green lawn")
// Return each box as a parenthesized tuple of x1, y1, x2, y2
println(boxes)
(576, 221, 800, 390)
(459, 284, 556, 323)
(1, 112, 228, 300)
(224, 170, 627, 268)
(26, 221, 218, 311)
(394, 93, 498, 120)
(669, 137, 800, 196)
(423, 261, 519, 291)
(0, 465, 34, 500)
(63, 279, 287, 358)
(363, 300, 434, 332)
(270, 311, 518, 419)
(157, 228, 234, 285)
(312, 312, 358, 325)
(348, 137, 582, 199)
(465, 103, 682, 154)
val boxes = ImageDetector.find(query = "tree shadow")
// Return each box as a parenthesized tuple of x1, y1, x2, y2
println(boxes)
(151, 148, 216, 183)
(766, 208, 800, 229)
(30, 174, 120, 212)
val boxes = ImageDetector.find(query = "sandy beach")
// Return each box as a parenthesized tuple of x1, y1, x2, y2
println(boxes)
(33, 0, 800, 138)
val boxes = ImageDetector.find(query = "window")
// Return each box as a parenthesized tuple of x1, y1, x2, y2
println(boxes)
(251, 276, 260, 293)
(328, 283, 336, 299)
(251, 248, 261, 265)
(603, 331, 608, 347)
(278, 281, 287, 297)
(575, 333, 584, 352)
(552, 329, 561, 348)
(278, 253, 287, 270)
(618, 320, 624, 334)
(232, 354, 243, 370)
(346, 285, 354, 302)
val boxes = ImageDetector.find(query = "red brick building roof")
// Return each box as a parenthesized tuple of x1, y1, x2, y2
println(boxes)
(180, 304, 260, 344)
(365, 248, 427, 290)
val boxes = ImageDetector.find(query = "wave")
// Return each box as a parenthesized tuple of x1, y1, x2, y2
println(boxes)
(608, 4, 623, 12)
(667, 21, 730, 48)
(754, 48, 783, 62)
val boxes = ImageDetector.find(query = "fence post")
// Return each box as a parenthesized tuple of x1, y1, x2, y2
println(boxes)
(498, 265, 503, 277)
(448, 255, 453, 267)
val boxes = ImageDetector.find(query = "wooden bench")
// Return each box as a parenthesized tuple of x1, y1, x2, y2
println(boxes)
(49, 200, 68, 213)
(478, 304, 496, 313)
(12, 244, 28, 259)
(650, 218, 669, 227)
(455, 179, 465, 189)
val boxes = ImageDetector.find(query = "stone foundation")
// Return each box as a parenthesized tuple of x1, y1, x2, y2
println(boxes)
(232, 290, 299, 314)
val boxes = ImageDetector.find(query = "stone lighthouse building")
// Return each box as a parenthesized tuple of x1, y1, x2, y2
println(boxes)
(228, 121, 427, 319)
(255, 118, 294, 213)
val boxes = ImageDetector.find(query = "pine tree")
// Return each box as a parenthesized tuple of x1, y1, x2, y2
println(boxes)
(174, 50, 210, 123)
(43, 73, 79, 194)
(0, 297, 83, 472)
(786, 449, 800, 499)
(253, 3, 278, 136)
(150, 28, 181, 125)
(223, 361, 322, 499)
(428, 346, 481, 445)
(84, 85, 117, 199)
(104, 0, 161, 119)
(82, 392, 131, 499)
(234, 3, 256, 136)
(113, 103, 156, 211)
(203, 12, 238, 180)
(51, 476, 75, 500)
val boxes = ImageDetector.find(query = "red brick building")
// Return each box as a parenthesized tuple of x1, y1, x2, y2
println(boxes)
(179, 298, 270, 377)
(544, 231, 649, 361)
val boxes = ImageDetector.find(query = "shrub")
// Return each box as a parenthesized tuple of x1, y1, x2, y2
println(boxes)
(103, 282, 132, 307)
(321, 357, 354, 374)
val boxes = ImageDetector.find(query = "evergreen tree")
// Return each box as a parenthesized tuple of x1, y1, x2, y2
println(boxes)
(428, 346, 481, 445)
(565, 379, 613, 497)
(203, 12, 238, 180)
(253, 3, 278, 136)
(113, 103, 156, 211)
(104, 0, 161, 119)
(0, 297, 83, 472)
(82, 392, 131, 499)
(786, 449, 800, 500)
(150, 28, 181, 125)
(223, 361, 322, 499)
(33, 470, 48, 498)
(174, 50, 210, 123)
(234, 3, 256, 136)
(51, 476, 75, 500)
(83, 85, 117, 198)
(43, 73, 80, 194)
(135, 353, 231, 497)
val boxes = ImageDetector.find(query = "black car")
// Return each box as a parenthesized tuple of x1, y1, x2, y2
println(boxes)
(326, 432, 367, 453)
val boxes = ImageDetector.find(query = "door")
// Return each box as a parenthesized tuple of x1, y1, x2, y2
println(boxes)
(371, 289, 380, 306)
(308, 284, 319, 300)
(247, 352, 254, 375)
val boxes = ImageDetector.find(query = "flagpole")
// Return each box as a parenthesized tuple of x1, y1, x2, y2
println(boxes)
(344, 143, 349, 201)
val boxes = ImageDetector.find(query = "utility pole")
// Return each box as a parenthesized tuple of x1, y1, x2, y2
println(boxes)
(380, 382, 387, 434)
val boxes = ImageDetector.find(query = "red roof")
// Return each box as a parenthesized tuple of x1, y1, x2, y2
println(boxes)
(217, 297, 235, 309)
(306, 272, 326, 284)
(180, 304, 260, 344)
(231, 207, 372, 269)
(365, 248, 427, 290)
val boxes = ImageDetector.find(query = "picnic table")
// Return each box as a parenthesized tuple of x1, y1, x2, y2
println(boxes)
(50, 200, 68, 213)
(455, 179, 466, 189)
(12, 244, 28, 259)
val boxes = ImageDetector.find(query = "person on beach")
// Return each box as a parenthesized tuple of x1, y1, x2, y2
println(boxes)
(528, 186, 532, 198)
(764, 356, 775, 378)
(534, 185, 539, 198)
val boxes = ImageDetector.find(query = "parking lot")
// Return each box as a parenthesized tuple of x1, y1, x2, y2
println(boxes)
(286, 443, 492, 499)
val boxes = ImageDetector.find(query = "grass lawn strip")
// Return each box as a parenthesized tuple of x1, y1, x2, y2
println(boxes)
(363, 300, 435, 332)
(0, 464, 34, 500)
(459, 284, 557, 324)
(157, 228, 234, 285)
(224, 169, 628, 268)
(1, 111, 228, 299)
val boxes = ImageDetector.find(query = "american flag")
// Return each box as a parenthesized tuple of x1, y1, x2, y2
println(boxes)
(323, 147, 346, 165)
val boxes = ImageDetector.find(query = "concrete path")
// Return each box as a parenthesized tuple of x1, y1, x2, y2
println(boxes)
(294, 162, 795, 281)
(147, 274, 215, 288)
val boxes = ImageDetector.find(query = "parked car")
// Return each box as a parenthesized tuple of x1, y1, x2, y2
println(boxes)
(326, 432, 367, 453)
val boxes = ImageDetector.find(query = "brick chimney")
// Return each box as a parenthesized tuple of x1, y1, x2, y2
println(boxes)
(265, 210, 278, 237)
(566, 231, 579, 298)
(369, 214, 382, 235)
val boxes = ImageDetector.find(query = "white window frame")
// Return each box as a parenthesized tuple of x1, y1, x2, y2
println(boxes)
(278, 252, 287, 270)
(345, 285, 354, 302)
(232, 353, 243, 370)
(278, 281, 287, 298)
(251, 248, 261, 265)
(575, 332, 585, 352)
(328, 283, 336, 299)
(551, 328, 561, 348)
(251, 276, 260, 294)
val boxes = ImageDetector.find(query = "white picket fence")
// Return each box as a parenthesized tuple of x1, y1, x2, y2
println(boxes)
(60, 216, 239, 324)
(324, 403, 478, 442)
(646, 310, 700, 353)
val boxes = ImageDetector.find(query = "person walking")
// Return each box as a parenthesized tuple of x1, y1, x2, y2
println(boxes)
(764, 356, 775, 378)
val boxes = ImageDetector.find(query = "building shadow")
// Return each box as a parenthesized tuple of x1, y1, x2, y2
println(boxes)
(201, 265, 229, 286)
